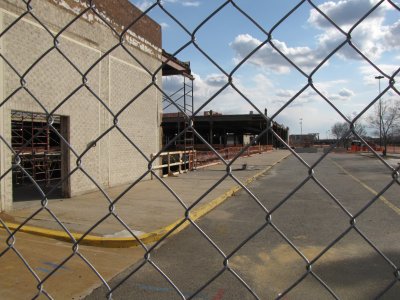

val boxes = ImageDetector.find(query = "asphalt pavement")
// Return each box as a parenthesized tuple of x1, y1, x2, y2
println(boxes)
(86, 152, 400, 300)
(0, 150, 291, 299)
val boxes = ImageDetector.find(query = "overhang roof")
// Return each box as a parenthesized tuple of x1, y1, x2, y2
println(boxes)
(162, 50, 194, 80)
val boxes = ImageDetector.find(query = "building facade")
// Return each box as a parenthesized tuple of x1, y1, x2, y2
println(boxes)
(0, 0, 163, 211)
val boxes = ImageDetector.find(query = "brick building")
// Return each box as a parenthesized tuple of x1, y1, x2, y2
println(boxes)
(0, 0, 163, 211)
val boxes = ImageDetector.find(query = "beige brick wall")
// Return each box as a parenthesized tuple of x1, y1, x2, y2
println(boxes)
(0, 1, 162, 210)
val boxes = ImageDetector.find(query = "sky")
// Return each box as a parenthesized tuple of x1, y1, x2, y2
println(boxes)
(131, 0, 400, 138)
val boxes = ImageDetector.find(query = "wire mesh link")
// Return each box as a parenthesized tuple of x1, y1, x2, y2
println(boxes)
(0, 0, 399, 299)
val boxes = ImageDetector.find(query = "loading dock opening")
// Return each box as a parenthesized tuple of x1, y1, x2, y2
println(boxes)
(11, 111, 69, 201)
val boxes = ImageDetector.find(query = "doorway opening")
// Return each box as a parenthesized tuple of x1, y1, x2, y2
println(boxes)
(11, 111, 70, 201)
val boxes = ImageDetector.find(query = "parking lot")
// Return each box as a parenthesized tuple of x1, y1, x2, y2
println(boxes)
(2, 151, 399, 299)
(87, 152, 400, 299)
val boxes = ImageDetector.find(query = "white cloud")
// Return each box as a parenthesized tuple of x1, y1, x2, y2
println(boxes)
(163, 72, 273, 114)
(163, 72, 351, 113)
(181, 1, 200, 7)
(338, 88, 354, 98)
(359, 64, 399, 86)
(230, 0, 399, 75)
(134, 0, 154, 11)
(204, 73, 227, 87)
(359, 65, 400, 112)
(272, 80, 355, 108)
(160, 22, 169, 28)
(309, 0, 399, 60)
(230, 34, 326, 74)
(273, 87, 322, 107)
(383, 20, 400, 49)
(162, 73, 358, 135)
(308, 0, 389, 30)
(330, 88, 355, 101)
(314, 81, 356, 102)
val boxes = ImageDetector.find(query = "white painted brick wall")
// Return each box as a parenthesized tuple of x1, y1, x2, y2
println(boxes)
(0, 1, 162, 210)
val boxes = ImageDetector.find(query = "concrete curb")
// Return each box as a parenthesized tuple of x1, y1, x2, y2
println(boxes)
(1, 153, 291, 248)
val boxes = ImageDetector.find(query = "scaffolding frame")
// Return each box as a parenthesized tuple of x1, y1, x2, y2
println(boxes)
(162, 50, 195, 170)
(11, 111, 62, 189)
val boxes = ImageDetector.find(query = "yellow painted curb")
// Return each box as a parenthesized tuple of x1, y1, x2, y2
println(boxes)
(1, 153, 291, 248)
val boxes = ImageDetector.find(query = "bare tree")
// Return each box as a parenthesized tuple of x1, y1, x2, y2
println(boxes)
(352, 120, 367, 139)
(331, 122, 348, 146)
(368, 99, 400, 156)
(331, 118, 366, 148)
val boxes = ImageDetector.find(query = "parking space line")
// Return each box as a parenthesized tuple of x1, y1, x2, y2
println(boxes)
(330, 159, 400, 216)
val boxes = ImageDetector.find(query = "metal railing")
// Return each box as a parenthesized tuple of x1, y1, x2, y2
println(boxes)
(151, 150, 196, 177)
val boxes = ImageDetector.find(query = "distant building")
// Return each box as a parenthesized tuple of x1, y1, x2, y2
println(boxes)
(162, 111, 289, 150)
(289, 133, 319, 148)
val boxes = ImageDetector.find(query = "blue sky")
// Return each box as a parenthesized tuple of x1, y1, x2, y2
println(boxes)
(132, 0, 400, 138)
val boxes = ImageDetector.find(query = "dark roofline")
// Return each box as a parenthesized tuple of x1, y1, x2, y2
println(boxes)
(49, 0, 162, 48)
(162, 50, 194, 79)
(162, 113, 287, 128)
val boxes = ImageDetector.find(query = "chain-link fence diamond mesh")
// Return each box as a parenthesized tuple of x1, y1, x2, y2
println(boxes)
(1, 0, 400, 299)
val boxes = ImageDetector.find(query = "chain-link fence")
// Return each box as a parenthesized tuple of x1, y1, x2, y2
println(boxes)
(1, 0, 400, 299)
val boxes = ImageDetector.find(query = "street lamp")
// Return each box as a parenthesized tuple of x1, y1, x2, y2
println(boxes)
(375, 75, 384, 148)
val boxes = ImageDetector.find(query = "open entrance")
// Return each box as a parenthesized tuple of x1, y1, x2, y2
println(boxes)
(11, 111, 70, 202)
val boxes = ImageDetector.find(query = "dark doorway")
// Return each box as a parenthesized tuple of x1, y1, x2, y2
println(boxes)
(11, 111, 69, 201)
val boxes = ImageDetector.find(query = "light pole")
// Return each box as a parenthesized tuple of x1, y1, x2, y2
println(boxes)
(299, 118, 303, 135)
(375, 75, 384, 148)
(299, 118, 303, 146)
